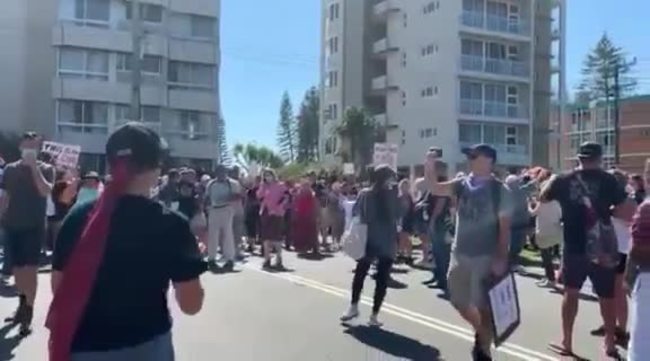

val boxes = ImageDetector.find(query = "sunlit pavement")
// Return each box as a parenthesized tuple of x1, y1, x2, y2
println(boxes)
(0, 252, 621, 360)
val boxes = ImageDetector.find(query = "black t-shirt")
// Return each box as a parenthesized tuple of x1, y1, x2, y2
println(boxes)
(53, 195, 207, 352)
(545, 169, 627, 255)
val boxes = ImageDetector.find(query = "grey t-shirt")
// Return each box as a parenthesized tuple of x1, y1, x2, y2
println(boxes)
(452, 178, 512, 257)
(0, 161, 54, 229)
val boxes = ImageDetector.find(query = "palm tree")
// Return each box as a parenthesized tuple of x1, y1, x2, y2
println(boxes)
(334, 107, 380, 170)
(233, 143, 284, 173)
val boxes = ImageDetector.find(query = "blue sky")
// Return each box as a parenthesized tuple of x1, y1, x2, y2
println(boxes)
(221, 0, 650, 150)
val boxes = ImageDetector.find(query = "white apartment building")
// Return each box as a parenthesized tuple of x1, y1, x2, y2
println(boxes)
(319, 0, 565, 175)
(1, 0, 222, 171)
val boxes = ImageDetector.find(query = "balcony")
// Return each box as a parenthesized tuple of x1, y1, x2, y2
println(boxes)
(374, 0, 400, 19)
(371, 75, 397, 93)
(459, 142, 528, 165)
(373, 38, 398, 57)
(168, 38, 218, 64)
(460, 55, 529, 78)
(459, 99, 528, 122)
(53, 22, 167, 56)
(168, 88, 218, 113)
(52, 77, 166, 106)
(374, 113, 387, 125)
(460, 11, 530, 37)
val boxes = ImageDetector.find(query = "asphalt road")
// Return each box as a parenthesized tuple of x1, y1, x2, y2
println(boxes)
(0, 251, 624, 360)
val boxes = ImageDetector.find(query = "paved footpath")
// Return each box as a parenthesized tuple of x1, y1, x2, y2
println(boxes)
(0, 252, 623, 360)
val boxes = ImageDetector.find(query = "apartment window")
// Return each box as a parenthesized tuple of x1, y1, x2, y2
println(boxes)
(569, 134, 580, 151)
(459, 123, 482, 143)
(485, 84, 506, 103)
(330, 103, 338, 120)
(58, 48, 109, 80)
(401, 130, 406, 145)
(126, 3, 163, 23)
(191, 15, 216, 38)
(460, 81, 482, 100)
(117, 53, 162, 74)
(324, 136, 338, 155)
(168, 61, 214, 88)
(75, 0, 110, 23)
(487, 42, 507, 59)
(327, 70, 338, 87)
(174, 111, 207, 140)
(423, 1, 440, 14)
(401, 91, 407, 106)
(419, 128, 437, 138)
(484, 124, 505, 144)
(401, 52, 407, 67)
(115, 105, 161, 124)
(58, 100, 108, 134)
(463, 0, 484, 12)
(403, 13, 408, 27)
(507, 45, 520, 61)
(328, 37, 339, 54)
(329, 3, 340, 21)
(506, 126, 517, 145)
(421, 44, 438, 56)
(487, 1, 508, 17)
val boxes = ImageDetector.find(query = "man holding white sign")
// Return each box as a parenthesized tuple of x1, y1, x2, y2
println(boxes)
(42, 141, 81, 170)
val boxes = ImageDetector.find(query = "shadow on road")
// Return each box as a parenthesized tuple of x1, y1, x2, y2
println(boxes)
(297, 253, 334, 261)
(343, 325, 443, 360)
(0, 323, 23, 360)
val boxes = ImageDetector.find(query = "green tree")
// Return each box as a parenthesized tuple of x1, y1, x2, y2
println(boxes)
(233, 143, 284, 173)
(296, 87, 320, 163)
(216, 117, 230, 165)
(335, 107, 380, 170)
(579, 33, 636, 101)
(277, 91, 297, 162)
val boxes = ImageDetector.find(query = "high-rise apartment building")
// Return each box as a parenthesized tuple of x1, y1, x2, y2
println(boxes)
(319, 0, 565, 175)
(1, 0, 222, 171)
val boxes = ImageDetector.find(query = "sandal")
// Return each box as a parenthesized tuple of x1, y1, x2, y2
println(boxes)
(548, 342, 574, 356)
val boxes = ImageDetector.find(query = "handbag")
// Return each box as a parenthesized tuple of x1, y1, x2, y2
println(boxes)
(342, 193, 368, 260)
(575, 174, 619, 268)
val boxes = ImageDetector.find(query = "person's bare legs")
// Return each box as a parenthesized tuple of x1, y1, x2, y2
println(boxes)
(13, 266, 37, 306)
(599, 296, 617, 352)
(561, 288, 580, 352)
(456, 305, 492, 354)
(615, 274, 628, 333)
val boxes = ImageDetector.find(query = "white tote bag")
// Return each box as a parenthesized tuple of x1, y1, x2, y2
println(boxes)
(342, 194, 367, 260)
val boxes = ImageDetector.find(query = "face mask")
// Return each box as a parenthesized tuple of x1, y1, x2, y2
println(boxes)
(21, 149, 37, 160)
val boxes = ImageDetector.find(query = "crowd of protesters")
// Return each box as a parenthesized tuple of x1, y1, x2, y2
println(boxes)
(0, 123, 649, 360)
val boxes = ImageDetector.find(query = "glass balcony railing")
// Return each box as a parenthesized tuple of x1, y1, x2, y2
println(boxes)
(461, 11, 530, 36)
(461, 55, 529, 77)
(460, 99, 526, 119)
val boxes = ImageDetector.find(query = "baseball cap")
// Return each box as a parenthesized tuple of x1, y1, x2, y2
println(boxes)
(461, 143, 498, 163)
(82, 171, 100, 180)
(576, 141, 603, 160)
(105, 122, 168, 169)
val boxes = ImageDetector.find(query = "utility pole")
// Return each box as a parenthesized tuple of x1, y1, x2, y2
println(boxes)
(611, 57, 637, 166)
(130, 0, 143, 121)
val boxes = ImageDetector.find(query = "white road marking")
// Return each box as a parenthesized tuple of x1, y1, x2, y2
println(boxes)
(246, 265, 559, 361)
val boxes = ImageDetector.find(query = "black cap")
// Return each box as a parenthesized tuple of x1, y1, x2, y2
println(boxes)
(106, 122, 167, 169)
(577, 141, 603, 160)
(462, 143, 497, 162)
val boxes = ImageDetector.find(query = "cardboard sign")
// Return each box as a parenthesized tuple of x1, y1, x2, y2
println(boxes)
(373, 143, 398, 171)
(343, 163, 355, 175)
(42, 141, 81, 169)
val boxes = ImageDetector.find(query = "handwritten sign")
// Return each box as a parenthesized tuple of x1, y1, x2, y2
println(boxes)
(373, 143, 398, 171)
(42, 141, 81, 169)
(343, 163, 355, 175)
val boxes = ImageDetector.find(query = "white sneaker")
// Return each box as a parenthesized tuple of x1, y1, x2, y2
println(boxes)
(368, 314, 383, 328)
(340, 305, 359, 322)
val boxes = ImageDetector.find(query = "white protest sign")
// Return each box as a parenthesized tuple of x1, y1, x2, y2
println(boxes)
(373, 143, 398, 171)
(343, 163, 355, 175)
(248, 161, 260, 178)
(42, 141, 81, 169)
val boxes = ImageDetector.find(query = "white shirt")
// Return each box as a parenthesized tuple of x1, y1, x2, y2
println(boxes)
(532, 200, 562, 238)
(343, 198, 356, 231)
(612, 217, 631, 254)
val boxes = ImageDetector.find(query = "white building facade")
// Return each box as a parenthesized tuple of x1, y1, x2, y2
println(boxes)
(320, 0, 565, 175)
(1, 0, 222, 171)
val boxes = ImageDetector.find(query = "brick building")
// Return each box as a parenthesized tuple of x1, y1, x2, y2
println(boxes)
(560, 95, 650, 174)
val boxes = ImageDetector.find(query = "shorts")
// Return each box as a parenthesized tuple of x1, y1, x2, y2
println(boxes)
(71, 332, 174, 361)
(562, 253, 616, 299)
(260, 213, 285, 242)
(3, 227, 44, 267)
(447, 253, 493, 309)
(616, 253, 628, 275)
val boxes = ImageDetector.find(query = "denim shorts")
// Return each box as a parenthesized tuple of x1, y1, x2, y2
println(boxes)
(71, 332, 174, 361)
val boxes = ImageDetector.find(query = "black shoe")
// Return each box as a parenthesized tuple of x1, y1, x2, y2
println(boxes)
(222, 261, 234, 272)
(590, 325, 606, 336)
(18, 305, 33, 337)
(274, 262, 287, 271)
(262, 260, 272, 270)
(5, 295, 26, 325)
(422, 277, 437, 285)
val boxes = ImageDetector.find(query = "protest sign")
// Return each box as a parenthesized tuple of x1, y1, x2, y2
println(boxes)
(486, 272, 521, 347)
(42, 141, 81, 169)
(373, 143, 398, 171)
(343, 163, 355, 175)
